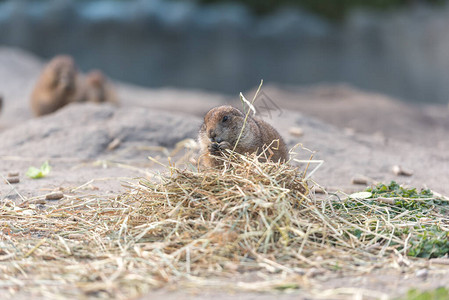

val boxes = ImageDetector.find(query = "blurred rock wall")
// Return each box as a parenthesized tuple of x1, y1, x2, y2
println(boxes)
(0, 0, 448, 103)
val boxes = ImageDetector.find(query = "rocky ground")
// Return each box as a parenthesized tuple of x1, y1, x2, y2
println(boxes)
(1, 47, 449, 299)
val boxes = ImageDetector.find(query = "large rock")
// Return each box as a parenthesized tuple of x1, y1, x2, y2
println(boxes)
(0, 103, 201, 159)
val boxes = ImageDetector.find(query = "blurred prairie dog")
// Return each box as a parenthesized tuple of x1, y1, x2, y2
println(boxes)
(31, 56, 119, 117)
(30, 55, 79, 116)
(81, 70, 119, 106)
(198, 105, 288, 167)
(0, 95, 3, 114)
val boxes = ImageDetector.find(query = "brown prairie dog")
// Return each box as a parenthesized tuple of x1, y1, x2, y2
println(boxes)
(82, 70, 119, 105)
(30, 55, 79, 116)
(198, 105, 288, 167)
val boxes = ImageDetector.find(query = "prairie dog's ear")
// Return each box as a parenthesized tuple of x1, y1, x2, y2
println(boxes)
(236, 108, 245, 117)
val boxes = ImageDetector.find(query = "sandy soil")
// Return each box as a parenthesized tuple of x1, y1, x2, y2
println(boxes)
(1, 47, 449, 299)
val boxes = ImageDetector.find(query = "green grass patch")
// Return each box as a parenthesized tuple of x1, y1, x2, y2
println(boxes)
(400, 287, 449, 300)
(333, 181, 449, 258)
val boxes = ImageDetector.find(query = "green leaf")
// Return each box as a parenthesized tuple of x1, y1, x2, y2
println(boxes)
(26, 161, 51, 179)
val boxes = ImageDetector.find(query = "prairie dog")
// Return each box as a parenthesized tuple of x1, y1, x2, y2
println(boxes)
(0, 95, 3, 114)
(198, 105, 288, 167)
(30, 55, 79, 116)
(82, 70, 119, 105)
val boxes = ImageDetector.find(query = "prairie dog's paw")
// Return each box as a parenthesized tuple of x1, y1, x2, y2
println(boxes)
(208, 143, 221, 154)
(218, 141, 232, 150)
(208, 141, 231, 155)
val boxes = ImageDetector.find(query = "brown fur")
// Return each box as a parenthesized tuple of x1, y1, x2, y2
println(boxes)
(198, 105, 288, 167)
(30, 55, 79, 116)
(82, 70, 119, 105)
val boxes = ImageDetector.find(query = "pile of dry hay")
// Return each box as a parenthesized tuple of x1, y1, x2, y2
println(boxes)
(1, 151, 449, 298)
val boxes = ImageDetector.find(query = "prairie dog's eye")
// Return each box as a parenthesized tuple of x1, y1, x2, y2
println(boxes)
(222, 116, 229, 122)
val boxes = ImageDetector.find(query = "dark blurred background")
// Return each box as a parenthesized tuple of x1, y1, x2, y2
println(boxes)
(1, 0, 448, 103)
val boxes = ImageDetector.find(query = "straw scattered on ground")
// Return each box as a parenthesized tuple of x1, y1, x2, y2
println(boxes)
(1, 150, 449, 299)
